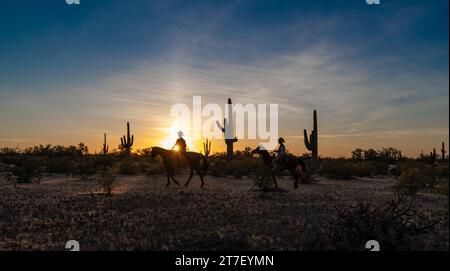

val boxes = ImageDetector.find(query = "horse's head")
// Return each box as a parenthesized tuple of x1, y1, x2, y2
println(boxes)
(251, 146, 268, 156)
(251, 146, 272, 162)
(251, 146, 262, 155)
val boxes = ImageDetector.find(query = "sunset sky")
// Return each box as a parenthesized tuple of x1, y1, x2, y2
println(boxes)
(0, 0, 448, 157)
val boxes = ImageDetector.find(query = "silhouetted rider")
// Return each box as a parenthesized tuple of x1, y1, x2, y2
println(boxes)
(274, 137, 287, 168)
(172, 131, 187, 166)
(173, 131, 187, 153)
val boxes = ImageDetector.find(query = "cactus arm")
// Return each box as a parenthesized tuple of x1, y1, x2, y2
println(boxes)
(216, 120, 225, 133)
(304, 129, 312, 150)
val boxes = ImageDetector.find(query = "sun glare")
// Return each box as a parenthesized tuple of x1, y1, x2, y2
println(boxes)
(159, 121, 207, 152)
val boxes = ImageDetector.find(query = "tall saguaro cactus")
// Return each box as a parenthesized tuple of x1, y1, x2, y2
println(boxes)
(441, 142, 446, 160)
(120, 122, 134, 155)
(203, 138, 211, 157)
(216, 98, 238, 161)
(102, 133, 109, 155)
(304, 109, 318, 172)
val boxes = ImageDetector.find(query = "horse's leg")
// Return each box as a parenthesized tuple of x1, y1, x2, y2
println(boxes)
(170, 169, 180, 185)
(289, 168, 299, 189)
(184, 168, 195, 187)
(196, 168, 205, 187)
(171, 173, 180, 186)
(166, 170, 171, 187)
(272, 175, 278, 189)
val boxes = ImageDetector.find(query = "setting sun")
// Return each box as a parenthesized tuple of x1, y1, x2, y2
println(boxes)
(158, 120, 202, 152)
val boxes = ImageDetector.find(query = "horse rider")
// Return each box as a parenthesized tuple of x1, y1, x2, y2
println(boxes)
(172, 131, 187, 166)
(274, 137, 287, 169)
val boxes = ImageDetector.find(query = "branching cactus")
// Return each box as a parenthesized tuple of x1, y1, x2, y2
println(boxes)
(120, 122, 134, 155)
(102, 133, 109, 155)
(304, 109, 318, 172)
(216, 98, 238, 161)
(203, 138, 211, 157)
(441, 142, 446, 160)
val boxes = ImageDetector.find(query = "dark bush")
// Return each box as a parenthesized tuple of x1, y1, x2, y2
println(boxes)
(319, 158, 352, 179)
(395, 167, 435, 195)
(73, 157, 97, 180)
(350, 161, 377, 177)
(146, 162, 166, 176)
(11, 157, 44, 183)
(208, 157, 260, 179)
(321, 192, 442, 250)
(118, 159, 139, 175)
(46, 157, 73, 175)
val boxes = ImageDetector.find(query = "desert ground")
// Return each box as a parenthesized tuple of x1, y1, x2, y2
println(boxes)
(0, 174, 448, 251)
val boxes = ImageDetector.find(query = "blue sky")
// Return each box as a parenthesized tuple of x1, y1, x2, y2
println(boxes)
(0, 0, 448, 156)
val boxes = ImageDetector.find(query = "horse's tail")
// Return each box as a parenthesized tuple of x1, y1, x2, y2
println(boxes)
(202, 155, 208, 174)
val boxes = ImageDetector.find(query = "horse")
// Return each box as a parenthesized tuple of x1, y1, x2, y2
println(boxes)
(150, 146, 208, 187)
(251, 146, 306, 189)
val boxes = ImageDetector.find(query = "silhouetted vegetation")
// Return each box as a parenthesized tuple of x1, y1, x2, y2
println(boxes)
(320, 191, 444, 250)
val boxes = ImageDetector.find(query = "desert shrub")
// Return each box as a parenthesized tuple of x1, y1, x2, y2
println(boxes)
(146, 162, 166, 176)
(395, 167, 435, 195)
(95, 167, 118, 195)
(208, 158, 227, 177)
(0, 162, 8, 172)
(92, 156, 115, 170)
(433, 162, 449, 178)
(434, 178, 449, 196)
(393, 161, 445, 195)
(208, 157, 260, 179)
(46, 157, 73, 175)
(372, 161, 389, 175)
(10, 157, 44, 183)
(118, 159, 139, 175)
(137, 159, 153, 173)
(321, 192, 442, 250)
(4, 173, 17, 187)
(350, 161, 377, 177)
(73, 157, 97, 180)
(226, 159, 248, 179)
(251, 164, 278, 191)
(319, 158, 352, 179)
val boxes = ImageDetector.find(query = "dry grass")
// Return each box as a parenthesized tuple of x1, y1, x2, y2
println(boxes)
(0, 174, 448, 251)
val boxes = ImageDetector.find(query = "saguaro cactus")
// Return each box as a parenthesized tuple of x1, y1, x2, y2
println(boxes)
(441, 142, 446, 160)
(102, 133, 109, 155)
(120, 122, 134, 155)
(203, 138, 211, 157)
(216, 98, 238, 161)
(304, 110, 318, 172)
